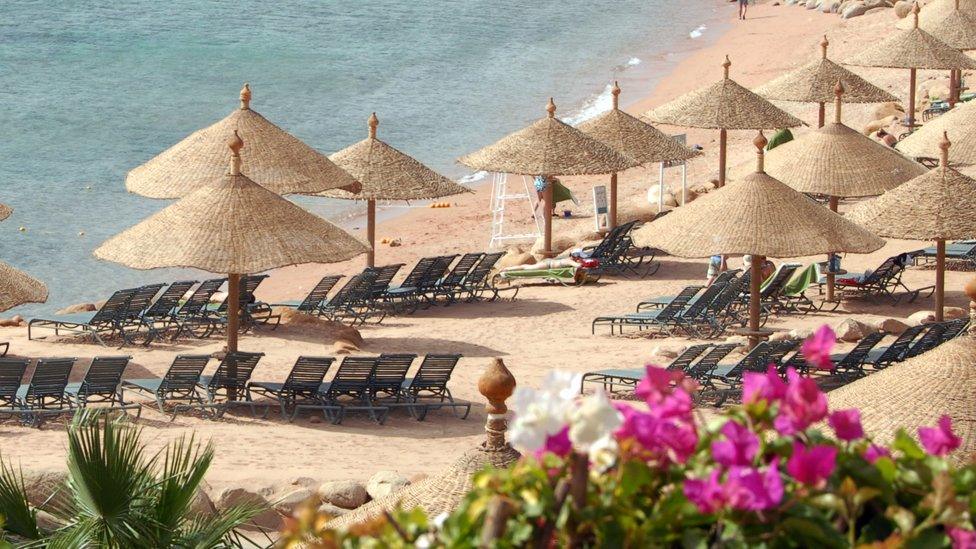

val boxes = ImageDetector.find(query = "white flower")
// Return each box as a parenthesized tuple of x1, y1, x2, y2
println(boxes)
(432, 512, 449, 529)
(568, 389, 622, 452)
(508, 371, 582, 454)
(588, 435, 619, 472)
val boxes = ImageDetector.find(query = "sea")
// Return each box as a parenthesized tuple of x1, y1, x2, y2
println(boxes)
(0, 0, 726, 316)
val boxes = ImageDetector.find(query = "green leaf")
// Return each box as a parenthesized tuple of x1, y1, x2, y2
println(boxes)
(0, 459, 40, 539)
(777, 517, 847, 549)
(893, 430, 926, 461)
(876, 457, 898, 484)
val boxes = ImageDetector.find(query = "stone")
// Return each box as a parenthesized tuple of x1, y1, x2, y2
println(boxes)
(190, 487, 217, 517)
(650, 344, 683, 360)
(497, 247, 536, 270)
(769, 331, 797, 342)
(334, 325, 364, 348)
(388, 238, 402, 247)
(215, 487, 280, 530)
(894, 0, 911, 16)
(23, 471, 68, 508)
(318, 502, 349, 517)
(876, 318, 910, 335)
(788, 328, 814, 340)
(842, 1, 869, 18)
(276, 308, 322, 326)
(332, 340, 359, 355)
(943, 306, 968, 320)
(834, 318, 877, 342)
(0, 319, 18, 327)
(366, 471, 411, 500)
(273, 487, 316, 517)
(55, 302, 95, 315)
(907, 310, 937, 326)
(873, 102, 904, 120)
(318, 480, 368, 510)
(646, 186, 678, 209)
(290, 476, 321, 489)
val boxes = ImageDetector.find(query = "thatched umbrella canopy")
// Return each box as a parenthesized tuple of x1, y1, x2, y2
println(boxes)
(0, 203, 11, 222)
(847, 132, 976, 321)
(577, 82, 699, 227)
(0, 261, 48, 313)
(897, 0, 976, 30)
(898, 98, 976, 165)
(126, 84, 360, 199)
(459, 98, 638, 257)
(633, 131, 884, 347)
(320, 113, 469, 267)
(922, 0, 976, 105)
(754, 37, 897, 127)
(845, 3, 976, 127)
(97, 133, 368, 368)
(642, 57, 803, 188)
(330, 358, 521, 530)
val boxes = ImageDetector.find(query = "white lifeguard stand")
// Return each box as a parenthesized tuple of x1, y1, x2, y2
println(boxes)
(656, 133, 689, 211)
(488, 172, 542, 249)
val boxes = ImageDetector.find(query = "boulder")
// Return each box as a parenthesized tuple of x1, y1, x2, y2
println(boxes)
(318, 502, 350, 517)
(215, 487, 279, 530)
(0, 318, 18, 327)
(842, 1, 869, 18)
(907, 310, 936, 326)
(24, 471, 68, 508)
(366, 471, 411, 500)
(497, 247, 536, 270)
(290, 476, 322, 490)
(56, 302, 95, 315)
(873, 102, 904, 120)
(834, 318, 877, 342)
(877, 318, 910, 335)
(769, 331, 798, 342)
(650, 344, 684, 360)
(943, 306, 968, 320)
(190, 480, 217, 517)
(332, 340, 359, 355)
(276, 308, 322, 326)
(788, 328, 814, 340)
(273, 487, 316, 517)
(894, 0, 912, 17)
(646, 186, 678, 209)
(334, 325, 364, 348)
(318, 480, 368, 510)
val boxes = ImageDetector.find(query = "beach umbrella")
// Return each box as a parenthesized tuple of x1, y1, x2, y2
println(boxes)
(754, 36, 897, 127)
(845, 3, 976, 128)
(641, 57, 803, 188)
(741, 83, 925, 301)
(458, 98, 637, 257)
(847, 132, 976, 321)
(631, 131, 884, 348)
(320, 113, 469, 267)
(897, 98, 976, 165)
(126, 84, 360, 199)
(96, 133, 368, 379)
(0, 261, 48, 313)
(576, 82, 699, 228)
(922, 0, 976, 105)
(0, 203, 10, 222)
(896, 0, 976, 30)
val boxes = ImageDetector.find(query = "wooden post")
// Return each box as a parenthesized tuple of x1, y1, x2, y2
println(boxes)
(227, 273, 240, 400)
(949, 70, 958, 109)
(908, 68, 917, 129)
(542, 182, 554, 258)
(749, 255, 763, 349)
(718, 128, 728, 188)
(568, 452, 589, 549)
(366, 198, 376, 267)
(609, 172, 618, 229)
(826, 196, 839, 302)
(817, 102, 826, 128)
(936, 239, 946, 322)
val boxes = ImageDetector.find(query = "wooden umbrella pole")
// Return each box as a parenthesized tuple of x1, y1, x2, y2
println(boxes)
(718, 129, 728, 188)
(817, 102, 826, 128)
(936, 239, 946, 322)
(826, 196, 840, 302)
(749, 254, 763, 349)
(609, 172, 618, 229)
(908, 68, 917, 129)
(543, 182, 554, 258)
(366, 199, 376, 267)
(227, 273, 240, 400)
(949, 70, 958, 108)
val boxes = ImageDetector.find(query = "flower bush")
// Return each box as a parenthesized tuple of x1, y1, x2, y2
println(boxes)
(290, 326, 976, 547)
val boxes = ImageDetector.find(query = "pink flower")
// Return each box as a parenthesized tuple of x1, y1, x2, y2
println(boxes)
(828, 409, 864, 441)
(787, 442, 837, 486)
(635, 365, 683, 405)
(725, 460, 784, 511)
(918, 415, 962, 457)
(683, 470, 726, 514)
(802, 325, 836, 371)
(616, 406, 698, 465)
(774, 368, 828, 435)
(949, 527, 976, 549)
(534, 426, 572, 459)
(711, 420, 760, 468)
(864, 444, 891, 464)
(742, 365, 787, 404)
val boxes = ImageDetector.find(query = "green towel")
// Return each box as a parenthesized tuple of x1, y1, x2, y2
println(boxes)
(783, 264, 819, 297)
(500, 267, 578, 281)
(552, 181, 576, 205)
(766, 128, 794, 151)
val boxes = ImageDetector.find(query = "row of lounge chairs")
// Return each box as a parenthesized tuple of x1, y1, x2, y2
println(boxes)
(582, 318, 969, 402)
(274, 252, 513, 325)
(27, 275, 279, 347)
(0, 352, 469, 427)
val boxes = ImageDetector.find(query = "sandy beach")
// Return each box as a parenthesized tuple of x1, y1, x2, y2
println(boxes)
(1, 0, 969, 513)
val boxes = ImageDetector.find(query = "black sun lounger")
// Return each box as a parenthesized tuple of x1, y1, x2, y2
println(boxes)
(581, 344, 710, 395)
(123, 355, 211, 417)
(248, 356, 337, 420)
(399, 354, 470, 420)
(28, 288, 138, 345)
(272, 276, 344, 315)
(16, 358, 76, 427)
(313, 356, 388, 425)
(65, 355, 141, 416)
(0, 358, 29, 416)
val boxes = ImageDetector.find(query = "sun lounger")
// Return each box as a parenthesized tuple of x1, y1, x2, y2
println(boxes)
(636, 285, 704, 312)
(28, 287, 139, 345)
(702, 343, 776, 389)
(863, 324, 928, 369)
(314, 356, 388, 424)
(196, 351, 265, 417)
(64, 355, 141, 416)
(499, 266, 585, 286)
(460, 252, 515, 302)
(369, 354, 418, 416)
(580, 344, 710, 395)
(836, 254, 933, 304)
(380, 257, 440, 313)
(272, 275, 344, 315)
(939, 318, 970, 343)
(209, 274, 280, 330)
(170, 278, 226, 339)
(431, 254, 485, 303)
(914, 240, 976, 268)
(0, 358, 29, 415)
(16, 358, 76, 426)
(321, 271, 380, 326)
(685, 344, 740, 382)
(902, 323, 948, 360)
(818, 331, 886, 378)
(671, 283, 732, 338)
(123, 355, 211, 416)
(592, 290, 697, 336)
(248, 356, 337, 420)
(399, 354, 470, 420)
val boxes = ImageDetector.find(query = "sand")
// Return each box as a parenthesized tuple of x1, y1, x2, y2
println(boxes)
(1, 2, 971, 498)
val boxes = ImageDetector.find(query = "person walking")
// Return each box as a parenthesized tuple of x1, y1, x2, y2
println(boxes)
(739, 0, 749, 20)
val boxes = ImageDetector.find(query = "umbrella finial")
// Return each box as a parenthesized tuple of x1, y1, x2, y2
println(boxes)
(612, 81, 621, 110)
(546, 97, 556, 118)
(368, 112, 379, 139)
(228, 130, 244, 176)
(723, 55, 731, 79)
(478, 358, 516, 450)
(754, 130, 767, 173)
(834, 80, 845, 124)
(239, 83, 251, 110)
(820, 35, 829, 59)
(940, 131, 951, 168)
(912, 2, 920, 28)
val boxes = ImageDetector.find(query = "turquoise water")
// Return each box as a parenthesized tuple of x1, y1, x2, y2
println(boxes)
(0, 0, 724, 315)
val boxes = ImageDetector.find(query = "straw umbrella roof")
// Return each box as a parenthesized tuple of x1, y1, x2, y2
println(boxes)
(576, 82, 699, 164)
(897, 0, 976, 30)
(754, 37, 897, 103)
(97, 132, 368, 273)
(846, 5, 976, 70)
(642, 57, 804, 130)
(828, 330, 976, 465)
(457, 98, 639, 175)
(126, 84, 360, 199)
(898, 99, 976, 165)
(320, 113, 469, 201)
(0, 203, 10, 222)
(847, 133, 976, 240)
(0, 261, 48, 313)
(925, 6, 976, 50)
(631, 132, 885, 257)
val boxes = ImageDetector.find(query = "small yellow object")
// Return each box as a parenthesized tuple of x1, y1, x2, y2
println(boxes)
(84, 185, 92, 191)
(78, 231, 85, 236)
(18, 226, 25, 232)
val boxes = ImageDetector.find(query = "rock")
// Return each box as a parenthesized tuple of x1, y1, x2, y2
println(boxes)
(56, 302, 95, 315)
(409, 473, 429, 484)
(769, 331, 797, 342)
(943, 306, 968, 320)
(334, 325, 363, 348)
(215, 487, 279, 530)
(388, 238, 402, 247)
(366, 471, 411, 500)
(274, 488, 315, 517)
(318, 502, 349, 517)
(876, 318, 910, 335)
(11, 315, 23, 323)
(842, 1, 869, 18)
(531, 235, 576, 256)
(23, 471, 68, 508)
(318, 480, 368, 510)
(277, 308, 323, 326)
(650, 344, 683, 360)
(190, 487, 217, 517)
(873, 102, 904, 120)
(865, 5, 888, 14)
(788, 328, 814, 340)
(0, 319, 18, 327)
(724, 335, 749, 351)
(290, 476, 321, 489)
(907, 310, 937, 326)
(834, 318, 877, 342)
(332, 340, 359, 355)
(646, 186, 678, 209)
(497, 247, 536, 270)
(894, 0, 911, 16)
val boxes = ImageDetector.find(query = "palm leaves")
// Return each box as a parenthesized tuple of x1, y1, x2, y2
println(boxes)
(0, 412, 265, 548)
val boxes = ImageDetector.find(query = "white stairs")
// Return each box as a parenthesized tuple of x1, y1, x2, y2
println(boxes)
(488, 172, 542, 249)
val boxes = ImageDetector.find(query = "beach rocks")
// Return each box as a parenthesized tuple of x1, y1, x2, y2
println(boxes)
(646, 186, 678, 210)
(769, 331, 799, 342)
(273, 487, 316, 517)
(873, 102, 904, 120)
(651, 344, 684, 359)
(319, 480, 369, 510)
(497, 247, 536, 270)
(841, 1, 870, 18)
(318, 502, 350, 517)
(56, 302, 95, 315)
(944, 307, 968, 320)
(907, 310, 937, 326)
(877, 318, 910, 335)
(215, 487, 279, 530)
(366, 471, 410, 500)
(834, 318, 877, 342)
(894, 0, 912, 16)
(23, 471, 68, 508)
(789, 328, 814, 340)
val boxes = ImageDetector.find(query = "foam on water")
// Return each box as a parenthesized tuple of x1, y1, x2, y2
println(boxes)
(690, 25, 708, 39)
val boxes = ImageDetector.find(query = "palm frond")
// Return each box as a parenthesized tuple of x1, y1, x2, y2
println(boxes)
(0, 458, 40, 539)
(180, 504, 269, 549)
(146, 434, 215, 545)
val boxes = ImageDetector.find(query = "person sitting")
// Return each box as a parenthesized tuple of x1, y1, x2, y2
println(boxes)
(706, 254, 727, 285)
(876, 129, 897, 148)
